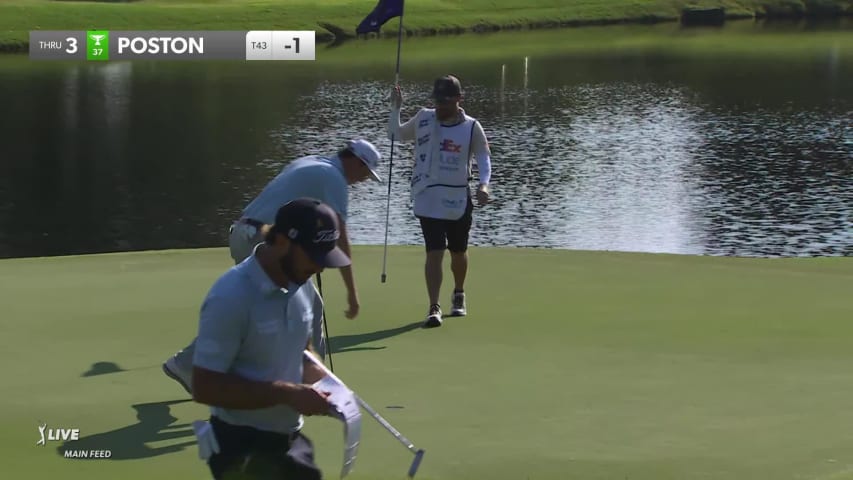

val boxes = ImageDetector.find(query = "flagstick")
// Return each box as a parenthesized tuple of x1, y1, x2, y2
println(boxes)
(381, 9, 405, 284)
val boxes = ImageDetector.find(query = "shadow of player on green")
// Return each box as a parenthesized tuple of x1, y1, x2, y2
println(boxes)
(330, 321, 422, 354)
(55, 399, 197, 460)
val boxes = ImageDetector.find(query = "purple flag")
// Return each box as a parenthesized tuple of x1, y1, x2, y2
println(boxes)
(356, 0, 405, 34)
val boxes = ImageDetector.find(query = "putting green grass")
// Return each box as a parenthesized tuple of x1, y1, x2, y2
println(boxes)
(2, 246, 852, 479)
(2, 0, 852, 52)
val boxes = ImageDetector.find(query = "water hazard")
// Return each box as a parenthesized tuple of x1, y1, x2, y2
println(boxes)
(0, 24, 850, 258)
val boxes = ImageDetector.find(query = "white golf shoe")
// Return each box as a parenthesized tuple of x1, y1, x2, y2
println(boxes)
(423, 304, 443, 328)
(449, 291, 466, 317)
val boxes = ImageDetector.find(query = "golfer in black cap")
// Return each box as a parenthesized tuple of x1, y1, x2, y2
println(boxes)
(190, 198, 350, 480)
(389, 74, 493, 328)
(163, 139, 382, 394)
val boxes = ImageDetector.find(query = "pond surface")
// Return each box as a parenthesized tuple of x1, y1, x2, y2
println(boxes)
(0, 21, 850, 258)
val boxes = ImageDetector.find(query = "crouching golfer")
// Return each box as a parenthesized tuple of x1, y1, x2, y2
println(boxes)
(164, 138, 382, 394)
(191, 198, 350, 479)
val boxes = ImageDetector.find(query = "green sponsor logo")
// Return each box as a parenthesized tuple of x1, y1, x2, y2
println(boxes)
(87, 31, 109, 61)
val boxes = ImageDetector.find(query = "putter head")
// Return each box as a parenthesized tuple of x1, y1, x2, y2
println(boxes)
(407, 449, 425, 478)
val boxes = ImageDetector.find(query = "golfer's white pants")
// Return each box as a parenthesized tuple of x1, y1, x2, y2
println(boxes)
(228, 221, 264, 265)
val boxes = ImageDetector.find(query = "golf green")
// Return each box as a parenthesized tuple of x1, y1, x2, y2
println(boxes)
(2, 246, 852, 479)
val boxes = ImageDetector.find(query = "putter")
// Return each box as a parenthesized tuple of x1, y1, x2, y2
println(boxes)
(315, 272, 334, 372)
(304, 352, 426, 478)
(355, 395, 425, 478)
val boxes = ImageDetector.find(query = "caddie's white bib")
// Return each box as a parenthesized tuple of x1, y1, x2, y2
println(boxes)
(411, 110, 476, 220)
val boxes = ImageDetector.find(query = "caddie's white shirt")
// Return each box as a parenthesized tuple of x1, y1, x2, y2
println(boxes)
(390, 107, 491, 220)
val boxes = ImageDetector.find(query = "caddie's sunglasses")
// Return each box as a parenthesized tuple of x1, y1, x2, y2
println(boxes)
(433, 95, 457, 104)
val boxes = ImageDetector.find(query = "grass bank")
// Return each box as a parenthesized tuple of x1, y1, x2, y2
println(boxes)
(1, 246, 852, 479)
(2, 21, 850, 70)
(2, 0, 852, 53)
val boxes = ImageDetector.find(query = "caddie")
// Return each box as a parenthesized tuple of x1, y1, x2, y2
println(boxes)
(388, 74, 493, 328)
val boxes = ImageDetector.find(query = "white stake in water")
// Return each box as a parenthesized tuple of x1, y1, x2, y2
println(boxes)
(524, 57, 527, 115)
(500, 63, 506, 115)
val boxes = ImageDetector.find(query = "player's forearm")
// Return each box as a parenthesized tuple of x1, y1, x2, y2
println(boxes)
(388, 108, 415, 141)
(193, 367, 297, 410)
(339, 265, 356, 295)
(337, 226, 357, 294)
(302, 359, 327, 384)
(472, 122, 492, 186)
(387, 108, 401, 139)
(476, 151, 492, 186)
(337, 223, 352, 257)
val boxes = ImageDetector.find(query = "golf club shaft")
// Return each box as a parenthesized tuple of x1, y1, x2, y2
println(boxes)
(315, 273, 333, 372)
(355, 394, 418, 453)
(303, 351, 419, 454)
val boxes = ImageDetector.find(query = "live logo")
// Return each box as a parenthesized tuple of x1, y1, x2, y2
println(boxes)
(47, 428, 80, 441)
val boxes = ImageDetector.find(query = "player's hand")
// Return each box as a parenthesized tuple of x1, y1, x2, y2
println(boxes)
(476, 185, 491, 206)
(345, 290, 360, 319)
(287, 385, 333, 416)
(390, 85, 403, 110)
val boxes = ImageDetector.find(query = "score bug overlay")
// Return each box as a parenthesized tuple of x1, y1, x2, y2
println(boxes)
(245, 31, 315, 61)
(28, 30, 315, 61)
(87, 30, 109, 61)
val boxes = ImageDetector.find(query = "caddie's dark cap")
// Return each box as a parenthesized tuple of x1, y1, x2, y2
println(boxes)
(432, 75, 462, 101)
(270, 198, 351, 268)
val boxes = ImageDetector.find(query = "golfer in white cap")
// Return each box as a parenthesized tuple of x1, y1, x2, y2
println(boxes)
(162, 139, 382, 394)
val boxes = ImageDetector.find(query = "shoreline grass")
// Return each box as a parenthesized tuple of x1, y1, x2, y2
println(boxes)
(2, 0, 852, 53)
(2, 16, 851, 66)
(1, 245, 852, 479)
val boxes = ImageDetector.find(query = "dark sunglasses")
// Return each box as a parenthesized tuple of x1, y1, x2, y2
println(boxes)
(433, 95, 458, 104)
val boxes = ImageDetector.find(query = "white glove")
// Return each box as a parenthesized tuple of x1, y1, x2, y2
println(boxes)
(192, 420, 221, 461)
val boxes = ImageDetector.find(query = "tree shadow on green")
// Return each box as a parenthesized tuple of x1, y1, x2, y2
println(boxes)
(330, 322, 422, 354)
(55, 399, 197, 460)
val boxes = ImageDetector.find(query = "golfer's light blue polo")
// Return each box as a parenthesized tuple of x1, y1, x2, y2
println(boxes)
(193, 253, 320, 434)
(241, 155, 349, 225)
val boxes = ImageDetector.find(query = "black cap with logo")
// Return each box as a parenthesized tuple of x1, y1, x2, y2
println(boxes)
(270, 198, 351, 268)
(432, 75, 462, 102)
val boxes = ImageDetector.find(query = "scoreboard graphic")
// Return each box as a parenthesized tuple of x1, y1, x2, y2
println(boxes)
(29, 31, 316, 61)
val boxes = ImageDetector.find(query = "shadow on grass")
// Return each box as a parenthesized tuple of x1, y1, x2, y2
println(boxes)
(55, 399, 196, 460)
(81, 361, 163, 377)
(330, 322, 422, 354)
(81, 361, 127, 377)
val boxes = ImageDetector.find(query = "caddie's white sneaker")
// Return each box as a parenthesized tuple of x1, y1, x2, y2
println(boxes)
(423, 304, 443, 328)
(162, 356, 193, 395)
(449, 290, 466, 317)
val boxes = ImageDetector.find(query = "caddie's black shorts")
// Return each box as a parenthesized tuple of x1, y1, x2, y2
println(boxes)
(207, 416, 322, 480)
(417, 195, 474, 253)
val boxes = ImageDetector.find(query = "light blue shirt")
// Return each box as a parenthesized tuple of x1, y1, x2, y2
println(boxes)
(193, 253, 321, 434)
(242, 155, 349, 225)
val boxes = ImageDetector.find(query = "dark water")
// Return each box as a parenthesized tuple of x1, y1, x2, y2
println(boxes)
(0, 23, 851, 259)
